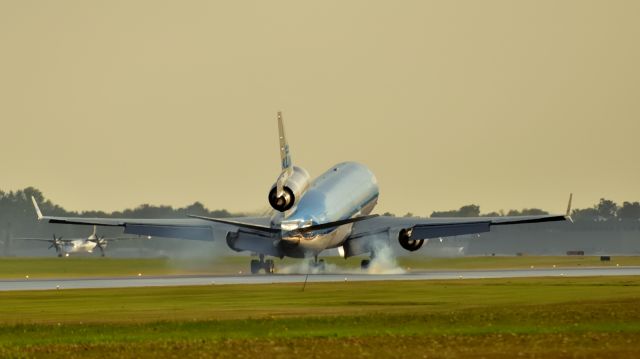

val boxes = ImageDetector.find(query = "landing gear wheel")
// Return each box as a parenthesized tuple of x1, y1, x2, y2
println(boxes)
(264, 259, 275, 274)
(250, 259, 260, 274)
(360, 259, 370, 271)
(250, 256, 276, 275)
(317, 259, 326, 272)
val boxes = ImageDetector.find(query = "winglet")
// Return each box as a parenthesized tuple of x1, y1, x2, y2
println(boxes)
(565, 193, 573, 223)
(31, 196, 43, 220)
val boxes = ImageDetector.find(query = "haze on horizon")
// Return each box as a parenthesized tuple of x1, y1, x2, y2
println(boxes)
(0, 1, 638, 216)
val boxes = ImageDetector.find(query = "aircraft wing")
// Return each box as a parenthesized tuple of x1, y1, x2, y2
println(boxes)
(13, 237, 75, 243)
(13, 237, 56, 242)
(350, 213, 568, 241)
(104, 236, 153, 241)
(351, 194, 572, 242)
(31, 197, 271, 241)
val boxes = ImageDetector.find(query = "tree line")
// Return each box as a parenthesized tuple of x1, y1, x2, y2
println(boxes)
(2, 187, 639, 240)
(0, 187, 236, 240)
(385, 199, 640, 223)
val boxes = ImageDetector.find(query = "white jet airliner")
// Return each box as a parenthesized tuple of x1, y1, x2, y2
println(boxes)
(31, 112, 571, 273)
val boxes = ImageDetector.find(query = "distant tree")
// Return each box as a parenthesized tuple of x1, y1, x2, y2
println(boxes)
(571, 207, 599, 222)
(81, 210, 110, 218)
(521, 208, 549, 216)
(0, 187, 239, 241)
(482, 211, 501, 217)
(209, 209, 232, 218)
(507, 208, 548, 216)
(596, 198, 618, 220)
(381, 212, 396, 217)
(431, 204, 480, 218)
(459, 205, 480, 217)
(22, 187, 45, 204)
(403, 212, 414, 218)
(617, 201, 640, 221)
(122, 204, 177, 219)
(183, 202, 208, 216)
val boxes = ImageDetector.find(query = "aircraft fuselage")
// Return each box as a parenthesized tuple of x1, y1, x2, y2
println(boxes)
(59, 239, 101, 256)
(273, 161, 379, 257)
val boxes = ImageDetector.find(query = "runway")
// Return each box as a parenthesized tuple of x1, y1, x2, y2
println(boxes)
(1, 267, 639, 291)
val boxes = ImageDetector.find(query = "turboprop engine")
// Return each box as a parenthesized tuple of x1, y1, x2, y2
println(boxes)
(268, 166, 311, 212)
(398, 228, 424, 251)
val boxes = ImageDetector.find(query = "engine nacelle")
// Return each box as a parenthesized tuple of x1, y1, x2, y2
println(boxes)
(398, 228, 424, 251)
(268, 166, 311, 212)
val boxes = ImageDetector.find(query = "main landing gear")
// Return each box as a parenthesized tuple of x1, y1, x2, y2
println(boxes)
(361, 251, 375, 271)
(250, 254, 275, 275)
(360, 259, 370, 270)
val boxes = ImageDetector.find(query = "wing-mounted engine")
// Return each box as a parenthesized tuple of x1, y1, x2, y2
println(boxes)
(398, 228, 424, 251)
(268, 166, 310, 212)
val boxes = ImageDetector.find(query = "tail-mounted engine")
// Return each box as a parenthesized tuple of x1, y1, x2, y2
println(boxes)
(398, 228, 424, 251)
(268, 166, 311, 212)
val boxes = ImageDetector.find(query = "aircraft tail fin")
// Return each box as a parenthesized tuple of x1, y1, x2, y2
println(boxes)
(278, 111, 292, 172)
(276, 111, 293, 196)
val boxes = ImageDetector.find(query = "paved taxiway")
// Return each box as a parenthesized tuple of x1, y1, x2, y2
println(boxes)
(1, 267, 639, 291)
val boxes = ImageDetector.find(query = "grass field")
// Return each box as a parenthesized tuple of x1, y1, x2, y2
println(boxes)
(1, 276, 639, 358)
(0, 255, 638, 279)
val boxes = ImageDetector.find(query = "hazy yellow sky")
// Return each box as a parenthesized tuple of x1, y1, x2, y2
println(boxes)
(0, 1, 638, 215)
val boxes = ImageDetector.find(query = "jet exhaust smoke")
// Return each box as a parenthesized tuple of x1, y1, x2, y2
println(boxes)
(366, 240, 406, 274)
(278, 239, 405, 275)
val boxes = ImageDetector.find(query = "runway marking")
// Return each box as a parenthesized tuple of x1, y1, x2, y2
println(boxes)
(1, 267, 639, 291)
